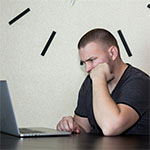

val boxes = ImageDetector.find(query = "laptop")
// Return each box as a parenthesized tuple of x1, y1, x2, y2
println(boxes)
(0, 80, 71, 137)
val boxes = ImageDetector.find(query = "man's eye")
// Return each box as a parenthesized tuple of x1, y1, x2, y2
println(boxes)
(89, 59, 95, 62)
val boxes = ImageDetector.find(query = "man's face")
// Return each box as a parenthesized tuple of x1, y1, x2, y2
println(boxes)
(79, 41, 112, 73)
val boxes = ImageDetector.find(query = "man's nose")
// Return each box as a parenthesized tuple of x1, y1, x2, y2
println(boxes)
(85, 63, 93, 73)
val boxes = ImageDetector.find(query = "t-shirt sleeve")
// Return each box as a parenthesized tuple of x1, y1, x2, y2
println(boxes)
(116, 76, 149, 117)
(74, 76, 89, 117)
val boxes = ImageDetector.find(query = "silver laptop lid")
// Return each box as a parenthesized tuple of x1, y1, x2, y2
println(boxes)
(0, 80, 20, 136)
(0, 81, 71, 137)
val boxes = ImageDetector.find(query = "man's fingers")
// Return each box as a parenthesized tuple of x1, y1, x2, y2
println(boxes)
(68, 117, 74, 131)
(63, 119, 72, 131)
(57, 120, 65, 131)
(57, 116, 77, 132)
(73, 121, 80, 133)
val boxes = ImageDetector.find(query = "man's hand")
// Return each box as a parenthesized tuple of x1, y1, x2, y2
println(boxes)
(56, 116, 80, 133)
(90, 63, 114, 82)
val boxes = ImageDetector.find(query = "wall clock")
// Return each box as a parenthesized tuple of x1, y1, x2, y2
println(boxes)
(1, 0, 149, 129)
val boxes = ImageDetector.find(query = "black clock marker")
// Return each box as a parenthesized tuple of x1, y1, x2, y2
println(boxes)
(147, 4, 150, 8)
(80, 61, 83, 66)
(117, 30, 132, 57)
(41, 31, 56, 56)
(8, 8, 30, 25)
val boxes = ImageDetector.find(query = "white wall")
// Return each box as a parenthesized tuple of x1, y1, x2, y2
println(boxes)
(0, 0, 150, 129)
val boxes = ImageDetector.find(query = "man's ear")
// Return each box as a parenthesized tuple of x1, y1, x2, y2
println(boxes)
(108, 46, 118, 61)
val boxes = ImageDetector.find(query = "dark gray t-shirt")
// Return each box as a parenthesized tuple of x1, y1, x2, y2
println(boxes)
(75, 64, 149, 135)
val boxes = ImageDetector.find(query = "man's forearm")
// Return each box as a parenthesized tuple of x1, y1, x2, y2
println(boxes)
(73, 115, 91, 133)
(92, 78, 121, 135)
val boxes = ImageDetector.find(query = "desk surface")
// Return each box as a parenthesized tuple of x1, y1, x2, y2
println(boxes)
(0, 132, 149, 150)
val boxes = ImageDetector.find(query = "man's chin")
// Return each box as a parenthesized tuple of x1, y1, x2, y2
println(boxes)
(107, 76, 115, 83)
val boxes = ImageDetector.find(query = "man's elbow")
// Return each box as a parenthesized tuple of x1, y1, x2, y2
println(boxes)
(102, 128, 119, 136)
(101, 124, 123, 136)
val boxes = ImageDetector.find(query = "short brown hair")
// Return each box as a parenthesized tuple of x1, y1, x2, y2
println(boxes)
(78, 28, 119, 51)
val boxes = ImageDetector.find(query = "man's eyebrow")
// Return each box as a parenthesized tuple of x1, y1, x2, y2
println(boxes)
(85, 57, 96, 62)
(80, 57, 97, 65)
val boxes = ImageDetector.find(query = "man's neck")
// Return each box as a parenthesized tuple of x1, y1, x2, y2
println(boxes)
(108, 61, 128, 94)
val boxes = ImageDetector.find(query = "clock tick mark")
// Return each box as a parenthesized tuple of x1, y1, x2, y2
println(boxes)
(70, 0, 76, 6)
(8, 8, 30, 25)
(147, 4, 150, 9)
(117, 30, 132, 57)
(41, 31, 56, 56)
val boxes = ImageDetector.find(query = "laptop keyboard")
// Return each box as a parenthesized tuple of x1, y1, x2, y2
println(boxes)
(20, 128, 44, 134)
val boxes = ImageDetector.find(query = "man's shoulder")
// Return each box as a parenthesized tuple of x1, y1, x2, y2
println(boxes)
(117, 64, 149, 90)
(83, 75, 92, 85)
(124, 64, 149, 81)
(79, 75, 92, 93)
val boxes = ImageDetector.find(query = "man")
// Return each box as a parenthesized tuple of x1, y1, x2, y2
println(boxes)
(56, 28, 149, 136)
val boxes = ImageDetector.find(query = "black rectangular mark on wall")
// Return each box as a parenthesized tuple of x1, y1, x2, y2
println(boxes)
(8, 8, 30, 25)
(41, 31, 56, 56)
(147, 4, 150, 8)
(117, 30, 132, 57)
